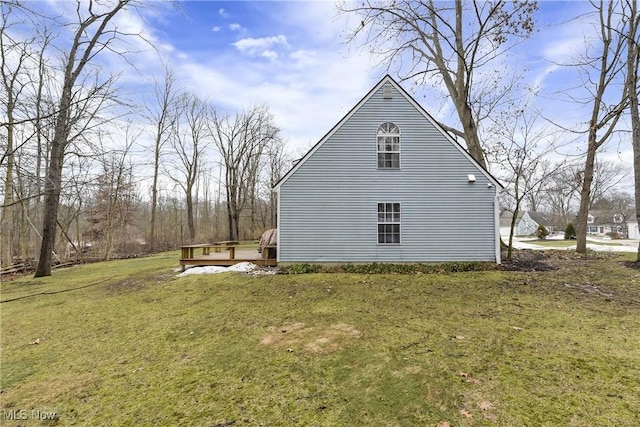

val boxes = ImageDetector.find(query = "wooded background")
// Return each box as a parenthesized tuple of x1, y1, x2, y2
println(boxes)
(1, 0, 639, 274)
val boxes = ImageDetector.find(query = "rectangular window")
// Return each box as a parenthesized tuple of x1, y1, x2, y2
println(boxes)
(377, 203, 400, 244)
(377, 135, 400, 168)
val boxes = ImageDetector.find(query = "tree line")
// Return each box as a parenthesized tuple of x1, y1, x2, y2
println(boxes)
(2, 0, 639, 277)
(0, 1, 289, 275)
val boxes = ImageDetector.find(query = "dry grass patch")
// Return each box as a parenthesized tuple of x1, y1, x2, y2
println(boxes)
(1, 372, 96, 408)
(261, 322, 361, 354)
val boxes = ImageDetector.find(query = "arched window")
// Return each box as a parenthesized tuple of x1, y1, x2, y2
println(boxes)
(377, 122, 400, 169)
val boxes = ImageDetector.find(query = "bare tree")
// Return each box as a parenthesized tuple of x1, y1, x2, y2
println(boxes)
(264, 136, 289, 229)
(30, 0, 137, 277)
(209, 105, 280, 241)
(57, 156, 93, 261)
(0, 3, 32, 267)
(488, 110, 555, 259)
(588, 160, 630, 208)
(339, 0, 538, 168)
(572, 0, 631, 253)
(542, 163, 584, 223)
(608, 191, 636, 236)
(625, 0, 640, 259)
(1, 10, 58, 268)
(92, 127, 137, 260)
(145, 66, 181, 249)
(166, 93, 208, 243)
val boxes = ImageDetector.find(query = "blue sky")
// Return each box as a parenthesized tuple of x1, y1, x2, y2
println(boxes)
(143, 1, 381, 156)
(18, 1, 634, 190)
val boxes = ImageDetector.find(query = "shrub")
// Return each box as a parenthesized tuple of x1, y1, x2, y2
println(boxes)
(280, 264, 322, 274)
(565, 222, 577, 240)
(536, 225, 550, 240)
(606, 231, 624, 240)
(279, 262, 497, 275)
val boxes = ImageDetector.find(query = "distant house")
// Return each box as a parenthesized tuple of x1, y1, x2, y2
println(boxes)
(518, 211, 554, 236)
(499, 210, 523, 237)
(627, 213, 639, 239)
(274, 75, 503, 264)
(586, 211, 625, 236)
(500, 210, 553, 237)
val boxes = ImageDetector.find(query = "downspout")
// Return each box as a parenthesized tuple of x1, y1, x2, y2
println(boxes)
(276, 187, 281, 263)
(494, 190, 502, 264)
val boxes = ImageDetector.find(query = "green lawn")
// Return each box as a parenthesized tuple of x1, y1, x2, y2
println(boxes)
(1, 252, 639, 426)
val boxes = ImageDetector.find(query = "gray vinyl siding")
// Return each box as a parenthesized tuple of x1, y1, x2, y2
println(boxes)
(278, 83, 498, 263)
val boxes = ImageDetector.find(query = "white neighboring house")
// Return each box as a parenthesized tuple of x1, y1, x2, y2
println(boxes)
(517, 211, 554, 236)
(628, 213, 639, 239)
(586, 211, 625, 236)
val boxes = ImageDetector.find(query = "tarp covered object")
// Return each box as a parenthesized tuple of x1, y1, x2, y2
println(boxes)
(258, 229, 277, 253)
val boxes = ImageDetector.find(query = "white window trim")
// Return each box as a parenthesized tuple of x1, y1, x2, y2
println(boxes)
(376, 122, 401, 170)
(377, 202, 401, 245)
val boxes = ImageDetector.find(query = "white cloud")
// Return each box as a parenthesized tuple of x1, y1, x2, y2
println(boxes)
(232, 35, 289, 56)
(261, 50, 278, 60)
(229, 23, 242, 31)
(291, 49, 317, 67)
(175, 46, 377, 155)
(219, 8, 229, 19)
(158, 4, 382, 155)
(211, 26, 220, 32)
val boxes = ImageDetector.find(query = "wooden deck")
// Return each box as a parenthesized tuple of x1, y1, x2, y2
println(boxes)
(180, 244, 277, 270)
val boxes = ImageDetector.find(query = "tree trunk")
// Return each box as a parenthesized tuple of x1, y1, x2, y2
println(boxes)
(459, 104, 486, 169)
(576, 133, 597, 253)
(626, 0, 640, 261)
(508, 207, 519, 261)
(635, 130, 640, 260)
(35, 134, 64, 276)
(150, 160, 159, 248)
(186, 187, 195, 242)
(234, 213, 241, 242)
(226, 199, 235, 241)
(1, 108, 14, 268)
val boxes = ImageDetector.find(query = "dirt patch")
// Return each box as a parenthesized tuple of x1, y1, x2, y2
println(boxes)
(261, 322, 362, 354)
(501, 251, 640, 307)
(501, 249, 620, 272)
(104, 279, 147, 294)
(103, 273, 172, 295)
(500, 251, 556, 272)
(563, 282, 614, 298)
(621, 261, 640, 270)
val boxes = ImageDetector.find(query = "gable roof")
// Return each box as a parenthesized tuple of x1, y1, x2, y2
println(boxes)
(588, 209, 625, 225)
(500, 210, 524, 227)
(273, 74, 503, 191)
(527, 211, 553, 227)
